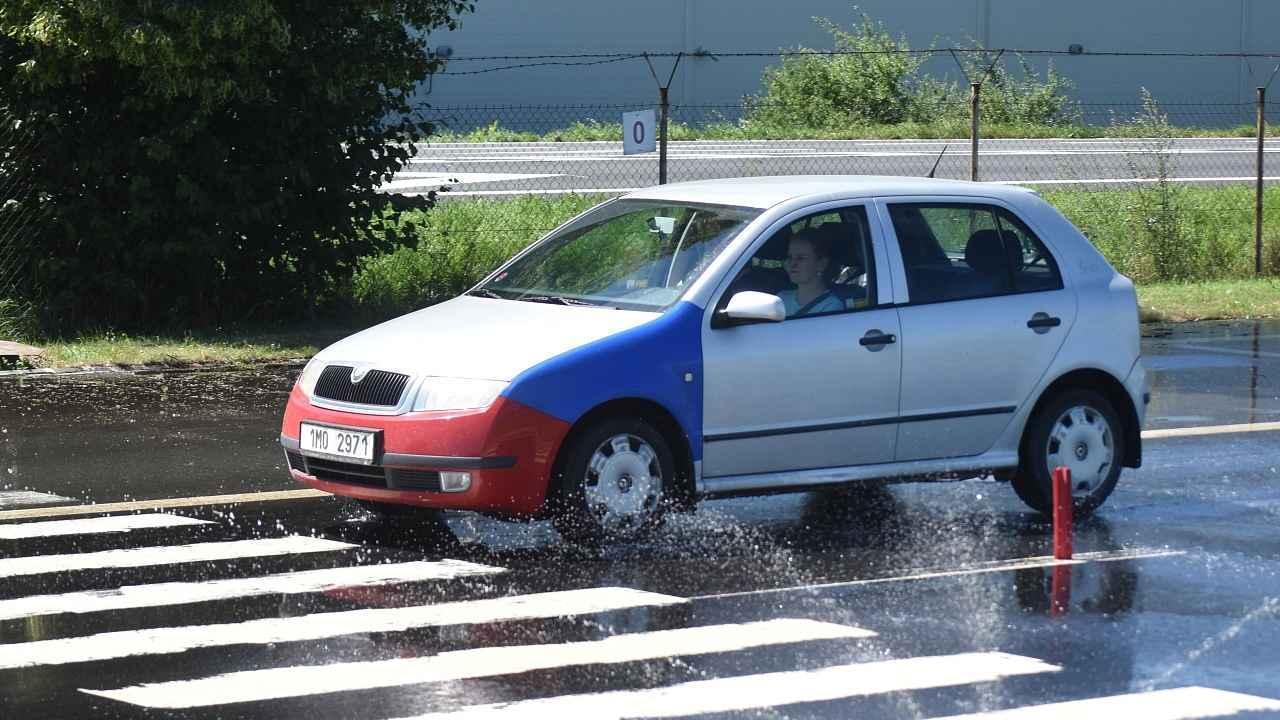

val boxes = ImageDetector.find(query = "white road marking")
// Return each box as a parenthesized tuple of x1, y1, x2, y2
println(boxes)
(1167, 342, 1280, 360)
(428, 177, 1280, 198)
(82, 618, 872, 709)
(432, 187, 636, 197)
(0, 513, 211, 540)
(381, 172, 563, 191)
(0, 587, 685, 670)
(392, 652, 1059, 720)
(927, 686, 1280, 719)
(1002, 176, 1280, 186)
(406, 148, 1280, 163)
(692, 548, 1184, 601)
(0, 490, 74, 509)
(1143, 421, 1280, 439)
(0, 488, 330, 522)
(0, 559, 504, 622)
(0, 535, 353, 579)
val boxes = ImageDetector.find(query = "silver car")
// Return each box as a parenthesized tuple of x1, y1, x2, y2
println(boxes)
(282, 176, 1147, 543)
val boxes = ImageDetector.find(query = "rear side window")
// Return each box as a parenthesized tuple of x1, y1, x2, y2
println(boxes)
(887, 203, 1062, 304)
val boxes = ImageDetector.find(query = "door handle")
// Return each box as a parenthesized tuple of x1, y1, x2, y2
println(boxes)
(1027, 313, 1061, 332)
(859, 330, 897, 348)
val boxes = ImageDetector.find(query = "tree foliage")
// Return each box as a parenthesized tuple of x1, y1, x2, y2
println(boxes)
(0, 0, 471, 331)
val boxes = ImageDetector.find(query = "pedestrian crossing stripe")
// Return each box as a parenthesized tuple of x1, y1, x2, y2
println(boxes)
(0, 512, 211, 540)
(0, 535, 354, 578)
(0, 586, 685, 670)
(392, 652, 1060, 719)
(927, 686, 1280, 719)
(0, 559, 505, 622)
(0, 490, 74, 509)
(79, 618, 875, 709)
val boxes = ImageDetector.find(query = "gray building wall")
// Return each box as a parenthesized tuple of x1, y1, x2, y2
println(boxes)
(418, 1, 1279, 115)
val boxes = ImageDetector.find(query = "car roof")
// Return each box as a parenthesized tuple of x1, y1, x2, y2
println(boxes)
(621, 175, 1038, 210)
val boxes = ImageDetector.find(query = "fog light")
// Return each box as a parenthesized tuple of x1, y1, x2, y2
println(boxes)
(440, 471, 472, 493)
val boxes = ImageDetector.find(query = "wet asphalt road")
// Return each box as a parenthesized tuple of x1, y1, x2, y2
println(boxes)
(1, 320, 1279, 719)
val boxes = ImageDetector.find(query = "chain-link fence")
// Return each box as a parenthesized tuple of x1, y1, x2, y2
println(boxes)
(406, 99, 1276, 194)
(0, 112, 42, 321)
(385, 48, 1280, 290)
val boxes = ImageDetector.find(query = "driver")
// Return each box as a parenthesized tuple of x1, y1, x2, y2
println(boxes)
(778, 228, 843, 317)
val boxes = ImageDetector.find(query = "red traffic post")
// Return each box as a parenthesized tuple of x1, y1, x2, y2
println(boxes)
(1050, 564, 1072, 617)
(1052, 466, 1074, 560)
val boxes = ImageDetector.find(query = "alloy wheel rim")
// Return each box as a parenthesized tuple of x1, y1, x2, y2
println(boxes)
(1045, 404, 1114, 498)
(583, 433, 663, 535)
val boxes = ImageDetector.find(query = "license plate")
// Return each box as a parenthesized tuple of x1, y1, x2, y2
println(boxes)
(300, 423, 376, 464)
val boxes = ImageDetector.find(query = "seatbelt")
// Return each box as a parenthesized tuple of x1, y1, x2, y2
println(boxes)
(795, 290, 835, 317)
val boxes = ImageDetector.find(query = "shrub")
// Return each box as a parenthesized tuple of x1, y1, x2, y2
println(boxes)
(350, 194, 603, 319)
(0, 1, 472, 333)
(745, 7, 1075, 131)
(746, 14, 932, 129)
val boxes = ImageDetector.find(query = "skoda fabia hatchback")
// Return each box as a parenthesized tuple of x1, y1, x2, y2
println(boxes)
(281, 176, 1148, 543)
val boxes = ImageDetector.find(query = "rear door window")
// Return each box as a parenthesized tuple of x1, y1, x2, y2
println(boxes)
(887, 203, 1062, 304)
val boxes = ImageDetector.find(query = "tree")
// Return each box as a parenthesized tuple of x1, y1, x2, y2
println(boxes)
(0, 0, 472, 331)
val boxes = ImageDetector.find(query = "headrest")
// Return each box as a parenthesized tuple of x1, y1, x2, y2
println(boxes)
(965, 229, 1022, 277)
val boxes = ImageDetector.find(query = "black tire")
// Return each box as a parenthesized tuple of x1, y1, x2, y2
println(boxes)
(551, 416, 674, 546)
(1012, 388, 1125, 516)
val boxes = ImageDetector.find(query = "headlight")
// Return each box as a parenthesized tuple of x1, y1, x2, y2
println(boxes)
(296, 358, 325, 397)
(413, 377, 507, 412)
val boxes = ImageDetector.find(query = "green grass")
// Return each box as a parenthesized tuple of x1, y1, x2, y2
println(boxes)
(21, 185, 1280, 368)
(429, 118, 1276, 143)
(1044, 185, 1280, 283)
(33, 329, 352, 368)
(1138, 279, 1280, 322)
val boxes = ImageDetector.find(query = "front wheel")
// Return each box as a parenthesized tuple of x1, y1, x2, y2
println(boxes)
(1012, 389, 1125, 516)
(551, 417, 674, 546)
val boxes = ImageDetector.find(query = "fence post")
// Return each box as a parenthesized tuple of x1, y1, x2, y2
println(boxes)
(659, 85, 670, 185)
(1257, 86, 1267, 276)
(970, 82, 981, 181)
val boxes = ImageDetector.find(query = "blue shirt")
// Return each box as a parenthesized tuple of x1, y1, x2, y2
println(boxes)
(778, 289, 845, 317)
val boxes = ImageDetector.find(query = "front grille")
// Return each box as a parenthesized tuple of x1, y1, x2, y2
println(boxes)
(314, 365, 410, 407)
(390, 468, 443, 492)
(295, 454, 445, 493)
(305, 457, 388, 488)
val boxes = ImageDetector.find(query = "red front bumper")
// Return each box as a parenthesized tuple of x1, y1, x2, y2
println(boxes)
(280, 386, 571, 516)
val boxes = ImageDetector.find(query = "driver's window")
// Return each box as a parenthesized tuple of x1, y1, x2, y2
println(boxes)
(726, 205, 877, 320)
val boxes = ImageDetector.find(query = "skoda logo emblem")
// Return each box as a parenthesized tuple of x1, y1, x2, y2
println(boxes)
(349, 366, 371, 384)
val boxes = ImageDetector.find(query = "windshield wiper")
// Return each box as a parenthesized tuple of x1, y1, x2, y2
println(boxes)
(518, 294, 599, 307)
(467, 288, 507, 299)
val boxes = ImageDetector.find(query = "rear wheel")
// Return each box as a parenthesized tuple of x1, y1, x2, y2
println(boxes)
(1012, 389, 1125, 516)
(551, 417, 673, 546)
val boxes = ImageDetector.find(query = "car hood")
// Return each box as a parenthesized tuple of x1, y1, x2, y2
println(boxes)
(315, 296, 662, 382)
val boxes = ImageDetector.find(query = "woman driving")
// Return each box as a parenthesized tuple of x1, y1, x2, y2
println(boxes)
(778, 227, 844, 317)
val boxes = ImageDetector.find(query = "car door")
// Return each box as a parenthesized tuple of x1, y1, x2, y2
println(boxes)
(700, 202, 902, 479)
(877, 198, 1077, 462)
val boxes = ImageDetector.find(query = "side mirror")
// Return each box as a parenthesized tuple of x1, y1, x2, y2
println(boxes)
(717, 291, 785, 326)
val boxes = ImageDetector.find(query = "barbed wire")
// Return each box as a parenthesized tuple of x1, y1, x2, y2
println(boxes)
(444, 49, 1280, 61)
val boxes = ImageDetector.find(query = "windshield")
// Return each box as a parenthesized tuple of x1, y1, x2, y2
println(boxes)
(473, 200, 761, 311)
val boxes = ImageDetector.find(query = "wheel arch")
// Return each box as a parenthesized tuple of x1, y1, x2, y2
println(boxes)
(550, 397, 697, 510)
(1025, 368, 1141, 468)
